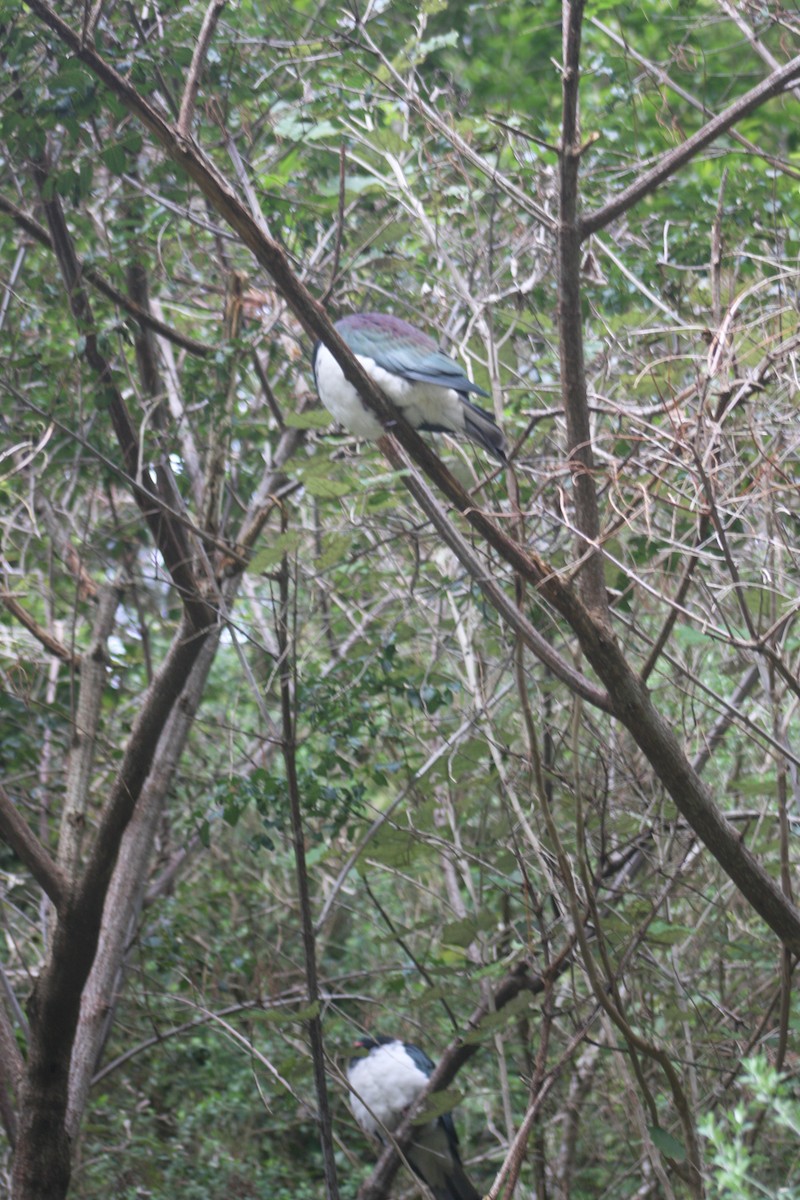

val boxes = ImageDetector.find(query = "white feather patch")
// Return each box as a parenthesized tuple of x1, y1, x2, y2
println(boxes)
(347, 1041, 431, 1135)
(314, 345, 466, 440)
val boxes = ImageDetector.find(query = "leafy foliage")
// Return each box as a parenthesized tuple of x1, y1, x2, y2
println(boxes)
(1, 0, 799, 1198)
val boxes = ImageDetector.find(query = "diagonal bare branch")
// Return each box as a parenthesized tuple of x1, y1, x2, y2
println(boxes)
(590, 17, 800, 182)
(0, 592, 80, 668)
(377, 437, 611, 711)
(356, 963, 543, 1200)
(0, 785, 66, 910)
(581, 51, 800, 237)
(716, 0, 800, 104)
(177, 0, 226, 137)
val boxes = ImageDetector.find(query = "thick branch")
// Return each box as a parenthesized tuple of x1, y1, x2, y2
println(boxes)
(66, 624, 221, 1134)
(582, 51, 800, 237)
(66, 431, 299, 1135)
(57, 584, 120, 875)
(31, 158, 215, 631)
(558, 0, 607, 615)
(0, 785, 66, 909)
(367, 430, 800, 950)
(0, 996, 22, 1143)
(12, 617, 211, 1199)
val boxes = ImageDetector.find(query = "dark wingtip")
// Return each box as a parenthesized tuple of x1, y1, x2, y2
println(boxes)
(465, 416, 508, 464)
(460, 396, 507, 464)
(492, 439, 509, 465)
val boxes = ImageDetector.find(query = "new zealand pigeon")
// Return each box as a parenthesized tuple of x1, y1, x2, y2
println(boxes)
(312, 313, 506, 462)
(347, 1036, 481, 1200)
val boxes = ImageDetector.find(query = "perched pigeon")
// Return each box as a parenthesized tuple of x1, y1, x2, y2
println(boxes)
(313, 313, 506, 462)
(347, 1036, 481, 1200)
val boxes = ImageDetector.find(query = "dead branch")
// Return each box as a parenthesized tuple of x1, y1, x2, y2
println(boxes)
(0, 593, 80, 668)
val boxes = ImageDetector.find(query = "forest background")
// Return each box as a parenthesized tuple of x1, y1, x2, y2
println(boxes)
(1, 1, 799, 1198)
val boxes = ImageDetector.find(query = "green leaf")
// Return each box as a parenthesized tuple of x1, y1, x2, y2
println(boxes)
(462, 992, 536, 1042)
(442, 916, 479, 947)
(416, 1089, 463, 1123)
(302, 474, 352, 499)
(648, 920, 696, 945)
(101, 143, 127, 174)
(283, 409, 333, 429)
(314, 533, 352, 572)
(258, 1000, 321, 1025)
(736, 775, 777, 797)
(303, 119, 338, 142)
(416, 31, 460, 61)
(328, 173, 387, 197)
(362, 826, 420, 869)
(249, 530, 303, 572)
(648, 1125, 686, 1162)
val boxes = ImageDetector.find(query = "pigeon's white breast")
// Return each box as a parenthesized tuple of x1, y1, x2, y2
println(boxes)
(314, 345, 464, 440)
(314, 344, 384, 438)
(348, 1041, 430, 1135)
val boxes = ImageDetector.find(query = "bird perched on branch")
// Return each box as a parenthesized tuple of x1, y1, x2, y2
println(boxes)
(347, 1035, 481, 1200)
(313, 312, 506, 462)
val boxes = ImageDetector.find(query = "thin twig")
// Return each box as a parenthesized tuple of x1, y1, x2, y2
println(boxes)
(589, 17, 800, 182)
(276, 533, 341, 1200)
(320, 143, 347, 305)
(378, 438, 611, 712)
(716, 0, 800, 104)
(177, 0, 226, 138)
(357, 25, 556, 233)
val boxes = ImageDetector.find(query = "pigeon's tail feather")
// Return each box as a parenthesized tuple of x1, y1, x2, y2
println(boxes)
(409, 1126, 482, 1200)
(432, 1164, 482, 1200)
(460, 397, 507, 463)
